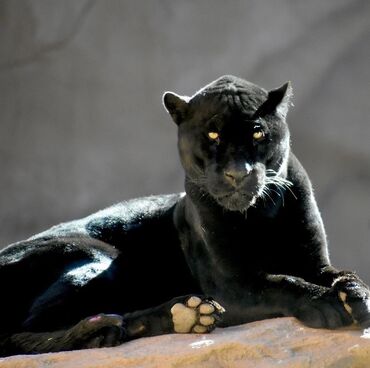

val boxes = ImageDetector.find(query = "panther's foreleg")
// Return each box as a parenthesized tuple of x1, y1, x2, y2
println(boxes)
(217, 272, 370, 330)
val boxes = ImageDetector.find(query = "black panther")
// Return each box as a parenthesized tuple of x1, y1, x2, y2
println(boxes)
(1, 75, 369, 356)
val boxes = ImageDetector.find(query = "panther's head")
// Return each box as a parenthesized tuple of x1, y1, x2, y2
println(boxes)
(163, 75, 292, 212)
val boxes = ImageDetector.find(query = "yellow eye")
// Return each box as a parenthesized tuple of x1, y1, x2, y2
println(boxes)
(253, 130, 264, 141)
(208, 132, 219, 140)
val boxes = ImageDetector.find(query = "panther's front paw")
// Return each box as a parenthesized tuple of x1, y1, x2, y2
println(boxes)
(296, 294, 353, 329)
(332, 273, 370, 328)
(296, 274, 370, 329)
(170, 296, 225, 333)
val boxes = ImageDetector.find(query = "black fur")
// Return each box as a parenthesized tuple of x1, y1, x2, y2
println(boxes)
(1, 75, 369, 356)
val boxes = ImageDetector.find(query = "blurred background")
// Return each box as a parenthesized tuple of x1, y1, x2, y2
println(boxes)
(0, 0, 369, 281)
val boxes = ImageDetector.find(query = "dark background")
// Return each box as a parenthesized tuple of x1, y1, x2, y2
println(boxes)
(0, 1, 369, 282)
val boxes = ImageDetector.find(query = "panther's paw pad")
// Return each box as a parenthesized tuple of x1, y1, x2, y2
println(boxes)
(170, 296, 225, 334)
(339, 291, 354, 317)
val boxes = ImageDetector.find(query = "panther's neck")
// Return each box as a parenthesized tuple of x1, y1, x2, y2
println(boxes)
(181, 177, 256, 279)
(183, 176, 283, 228)
(184, 178, 246, 223)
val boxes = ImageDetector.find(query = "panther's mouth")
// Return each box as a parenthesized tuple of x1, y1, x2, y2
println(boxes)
(213, 190, 257, 212)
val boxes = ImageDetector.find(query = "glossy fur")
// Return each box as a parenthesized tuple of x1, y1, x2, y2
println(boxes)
(1, 75, 369, 356)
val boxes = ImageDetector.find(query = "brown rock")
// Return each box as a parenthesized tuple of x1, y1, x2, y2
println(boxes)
(2, 318, 370, 368)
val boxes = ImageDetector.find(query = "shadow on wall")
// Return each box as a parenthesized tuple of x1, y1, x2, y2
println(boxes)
(0, 0, 369, 281)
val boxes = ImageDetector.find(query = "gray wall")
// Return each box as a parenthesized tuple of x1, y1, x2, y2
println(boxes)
(0, 0, 369, 282)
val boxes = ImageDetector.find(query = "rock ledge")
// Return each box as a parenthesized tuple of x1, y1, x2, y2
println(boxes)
(2, 317, 370, 368)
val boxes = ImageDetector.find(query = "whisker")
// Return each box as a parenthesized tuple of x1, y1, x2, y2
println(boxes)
(264, 169, 296, 204)
(263, 190, 276, 206)
(266, 187, 281, 198)
(259, 186, 276, 207)
(284, 185, 297, 200)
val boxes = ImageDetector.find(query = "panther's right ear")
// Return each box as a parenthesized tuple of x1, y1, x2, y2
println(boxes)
(162, 92, 190, 125)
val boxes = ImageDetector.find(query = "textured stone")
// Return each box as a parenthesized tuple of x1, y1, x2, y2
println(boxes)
(2, 318, 370, 368)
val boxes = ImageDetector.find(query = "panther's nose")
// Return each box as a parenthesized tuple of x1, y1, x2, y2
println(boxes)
(224, 165, 252, 187)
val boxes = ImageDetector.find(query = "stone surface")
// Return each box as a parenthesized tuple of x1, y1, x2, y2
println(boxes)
(2, 318, 370, 368)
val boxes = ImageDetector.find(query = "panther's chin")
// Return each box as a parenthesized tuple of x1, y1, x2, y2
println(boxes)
(214, 192, 256, 212)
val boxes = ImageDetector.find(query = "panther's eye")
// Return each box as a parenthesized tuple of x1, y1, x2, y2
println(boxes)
(253, 129, 265, 141)
(208, 132, 219, 141)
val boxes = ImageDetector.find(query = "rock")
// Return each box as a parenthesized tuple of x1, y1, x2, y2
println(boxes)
(2, 318, 370, 367)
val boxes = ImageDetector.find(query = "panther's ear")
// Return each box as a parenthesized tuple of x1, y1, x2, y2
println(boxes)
(162, 92, 190, 125)
(254, 82, 293, 120)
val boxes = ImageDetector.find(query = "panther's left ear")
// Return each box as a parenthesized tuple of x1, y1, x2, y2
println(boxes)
(254, 82, 293, 120)
(162, 92, 190, 125)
